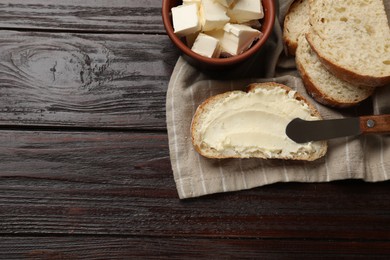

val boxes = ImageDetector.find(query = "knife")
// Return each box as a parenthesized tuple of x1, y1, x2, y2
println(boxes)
(286, 114, 390, 143)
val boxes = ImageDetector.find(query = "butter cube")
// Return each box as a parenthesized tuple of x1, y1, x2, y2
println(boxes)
(191, 33, 222, 58)
(220, 23, 262, 56)
(200, 0, 230, 32)
(228, 0, 264, 23)
(215, 0, 236, 7)
(172, 3, 201, 37)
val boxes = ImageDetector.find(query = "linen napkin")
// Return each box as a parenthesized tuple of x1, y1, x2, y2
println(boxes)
(166, 0, 390, 199)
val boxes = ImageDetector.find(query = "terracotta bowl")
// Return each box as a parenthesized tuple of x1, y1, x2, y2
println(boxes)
(162, 0, 275, 69)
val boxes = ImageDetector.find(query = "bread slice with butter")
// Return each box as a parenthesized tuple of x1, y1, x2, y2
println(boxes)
(306, 0, 390, 87)
(191, 82, 327, 161)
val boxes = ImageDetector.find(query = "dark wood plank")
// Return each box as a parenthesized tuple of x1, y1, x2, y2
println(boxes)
(1, 236, 390, 259)
(0, 130, 389, 240)
(0, 0, 165, 33)
(0, 31, 179, 129)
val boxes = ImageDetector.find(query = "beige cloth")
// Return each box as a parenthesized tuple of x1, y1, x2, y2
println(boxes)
(166, 0, 390, 199)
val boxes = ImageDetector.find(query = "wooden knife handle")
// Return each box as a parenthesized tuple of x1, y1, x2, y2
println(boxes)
(360, 114, 390, 134)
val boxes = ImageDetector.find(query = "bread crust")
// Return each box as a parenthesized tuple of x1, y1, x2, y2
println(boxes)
(191, 82, 327, 161)
(283, 35, 298, 56)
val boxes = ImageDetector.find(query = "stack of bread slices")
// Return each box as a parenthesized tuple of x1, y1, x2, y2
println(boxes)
(283, 0, 390, 108)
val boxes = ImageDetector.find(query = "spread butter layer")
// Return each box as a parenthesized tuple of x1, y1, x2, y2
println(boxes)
(199, 87, 321, 158)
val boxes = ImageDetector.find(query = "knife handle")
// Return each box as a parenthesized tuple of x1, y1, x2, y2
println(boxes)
(360, 114, 390, 134)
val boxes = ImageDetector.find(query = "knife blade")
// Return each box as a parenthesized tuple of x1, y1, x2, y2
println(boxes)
(286, 114, 390, 143)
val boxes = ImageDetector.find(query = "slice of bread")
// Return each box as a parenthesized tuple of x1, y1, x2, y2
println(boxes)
(283, 0, 310, 55)
(296, 36, 375, 107)
(306, 0, 390, 87)
(191, 82, 327, 161)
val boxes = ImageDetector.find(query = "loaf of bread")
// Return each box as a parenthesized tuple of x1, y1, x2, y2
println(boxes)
(191, 82, 327, 161)
(283, 0, 310, 55)
(306, 0, 390, 87)
(296, 36, 374, 107)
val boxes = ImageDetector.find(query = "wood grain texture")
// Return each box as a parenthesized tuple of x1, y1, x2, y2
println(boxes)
(0, 0, 165, 33)
(0, 31, 179, 129)
(360, 114, 390, 134)
(0, 131, 389, 241)
(1, 236, 390, 259)
(0, 1, 389, 257)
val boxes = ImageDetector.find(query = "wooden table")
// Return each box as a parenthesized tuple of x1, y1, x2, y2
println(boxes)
(0, 1, 389, 258)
